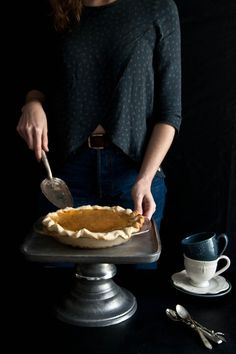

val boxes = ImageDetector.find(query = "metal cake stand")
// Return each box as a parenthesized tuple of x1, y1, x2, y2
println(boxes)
(22, 220, 161, 327)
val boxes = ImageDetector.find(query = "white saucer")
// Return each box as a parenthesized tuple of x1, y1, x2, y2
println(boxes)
(171, 270, 232, 297)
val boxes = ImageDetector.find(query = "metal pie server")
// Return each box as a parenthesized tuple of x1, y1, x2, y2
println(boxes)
(40, 150, 73, 209)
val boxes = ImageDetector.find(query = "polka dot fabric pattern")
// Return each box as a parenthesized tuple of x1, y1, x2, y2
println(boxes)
(45, 0, 181, 161)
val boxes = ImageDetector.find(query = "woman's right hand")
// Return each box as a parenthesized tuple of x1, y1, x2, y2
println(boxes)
(16, 101, 48, 161)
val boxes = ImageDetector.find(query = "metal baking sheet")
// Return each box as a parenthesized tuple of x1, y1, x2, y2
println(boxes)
(21, 220, 161, 264)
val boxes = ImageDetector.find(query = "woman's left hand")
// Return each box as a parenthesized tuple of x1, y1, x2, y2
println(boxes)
(131, 179, 156, 220)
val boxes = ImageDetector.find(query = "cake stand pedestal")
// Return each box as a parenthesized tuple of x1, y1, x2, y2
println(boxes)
(22, 220, 161, 327)
(57, 263, 136, 327)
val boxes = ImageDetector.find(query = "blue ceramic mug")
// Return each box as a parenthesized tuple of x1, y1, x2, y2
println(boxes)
(181, 232, 228, 261)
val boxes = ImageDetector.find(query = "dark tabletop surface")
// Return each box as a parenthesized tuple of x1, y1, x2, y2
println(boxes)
(11, 259, 236, 354)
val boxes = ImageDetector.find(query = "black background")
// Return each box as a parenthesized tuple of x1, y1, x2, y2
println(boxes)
(11, 0, 236, 272)
(6, 1, 236, 353)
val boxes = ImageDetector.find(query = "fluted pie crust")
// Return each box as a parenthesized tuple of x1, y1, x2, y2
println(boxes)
(41, 205, 145, 248)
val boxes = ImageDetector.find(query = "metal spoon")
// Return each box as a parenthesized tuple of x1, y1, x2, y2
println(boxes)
(176, 304, 213, 349)
(166, 308, 222, 344)
(40, 150, 73, 209)
(193, 320, 226, 343)
(166, 308, 180, 321)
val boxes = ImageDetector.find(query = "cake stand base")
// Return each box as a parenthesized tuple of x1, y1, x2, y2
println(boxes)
(55, 263, 137, 327)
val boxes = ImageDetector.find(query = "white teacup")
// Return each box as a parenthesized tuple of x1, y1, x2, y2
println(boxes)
(184, 254, 231, 288)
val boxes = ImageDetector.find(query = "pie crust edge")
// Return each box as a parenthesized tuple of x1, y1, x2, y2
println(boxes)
(41, 205, 145, 249)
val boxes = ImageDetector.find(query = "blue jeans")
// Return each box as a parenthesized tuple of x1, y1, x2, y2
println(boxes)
(38, 145, 167, 268)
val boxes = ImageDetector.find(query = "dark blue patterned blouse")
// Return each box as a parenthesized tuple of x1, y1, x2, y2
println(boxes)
(38, 0, 181, 162)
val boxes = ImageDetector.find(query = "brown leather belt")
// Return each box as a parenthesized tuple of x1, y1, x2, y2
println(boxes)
(86, 133, 110, 149)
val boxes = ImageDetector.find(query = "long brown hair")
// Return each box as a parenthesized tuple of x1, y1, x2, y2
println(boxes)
(50, 0, 83, 32)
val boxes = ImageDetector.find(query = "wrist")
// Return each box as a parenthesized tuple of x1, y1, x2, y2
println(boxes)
(21, 100, 43, 113)
(136, 174, 153, 186)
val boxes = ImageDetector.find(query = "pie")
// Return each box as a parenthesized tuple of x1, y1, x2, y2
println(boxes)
(41, 205, 145, 248)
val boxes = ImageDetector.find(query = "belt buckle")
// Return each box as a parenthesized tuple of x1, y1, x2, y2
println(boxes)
(88, 133, 105, 149)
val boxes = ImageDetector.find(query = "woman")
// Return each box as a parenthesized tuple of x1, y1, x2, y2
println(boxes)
(17, 0, 181, 234)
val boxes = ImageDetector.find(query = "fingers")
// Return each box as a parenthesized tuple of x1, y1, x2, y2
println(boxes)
(16, 120, 27, 141)
(35, 126, 49, 161)
(18, 123, 44, 160)
(133, 193, 143, 216)
(34, 128, 44, 161)
(24, 125, 34, 150)
(132, 186, 156, 220)
(134, 197, 156, 220)
(17, 124, 48, 161)
(142, 197, 156, 220)
(16, 120, 33, 149)
(42, 126, 49, 153)
(16, 103, 48, 160)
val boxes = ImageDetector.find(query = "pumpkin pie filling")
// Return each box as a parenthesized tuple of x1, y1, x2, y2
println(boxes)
(41, 205, 145, 248)
(50, 209, 136, 232)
